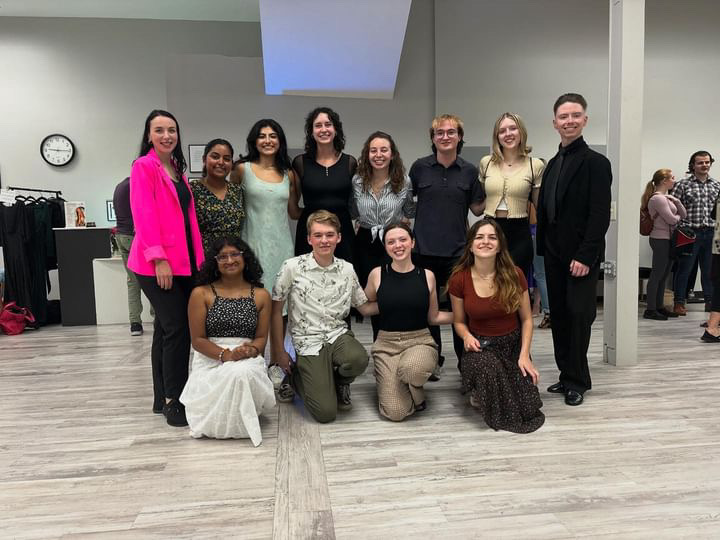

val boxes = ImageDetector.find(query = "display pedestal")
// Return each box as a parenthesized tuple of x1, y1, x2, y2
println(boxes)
(93, 257, 153, 325)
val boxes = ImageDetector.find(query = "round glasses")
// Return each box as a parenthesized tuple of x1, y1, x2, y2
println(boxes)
(215, 250, 244, 262)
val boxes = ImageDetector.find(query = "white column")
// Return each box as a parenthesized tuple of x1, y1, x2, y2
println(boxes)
(604, 0, 645, 366)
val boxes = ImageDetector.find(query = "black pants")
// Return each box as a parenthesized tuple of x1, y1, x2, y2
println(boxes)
(136, 274, 194, 403)
(711, 255, 720, 312)
(544, 252, 599, 394)
(355, 227, 389, 340)
(647, 238, 672, 311)
(495, 217, 533, 279)
(413, 253, 464, 370)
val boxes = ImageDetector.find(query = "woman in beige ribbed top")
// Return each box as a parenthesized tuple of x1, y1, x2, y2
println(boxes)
(479, 113, 545, 277)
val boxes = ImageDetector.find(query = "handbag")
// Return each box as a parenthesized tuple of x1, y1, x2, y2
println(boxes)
(670, 226, 696, 259)
(0, 302, 36, 335)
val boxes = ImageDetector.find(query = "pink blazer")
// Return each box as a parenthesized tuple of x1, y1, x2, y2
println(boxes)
(127, 148, 204, 276)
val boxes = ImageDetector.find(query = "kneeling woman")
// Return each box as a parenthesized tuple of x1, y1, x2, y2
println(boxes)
(364, 223, 452, 421)
(181, 237, 276, 445)
(448, 219, 544, 433)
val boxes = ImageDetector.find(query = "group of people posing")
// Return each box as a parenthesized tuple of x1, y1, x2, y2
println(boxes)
(640, 152, 720, 344)
(120, 92, 614, 445)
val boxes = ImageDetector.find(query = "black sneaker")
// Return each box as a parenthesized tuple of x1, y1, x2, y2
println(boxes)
(163, 399, 188, 427)
(130, 322, 143, 336)
(336, 383, 352, 411)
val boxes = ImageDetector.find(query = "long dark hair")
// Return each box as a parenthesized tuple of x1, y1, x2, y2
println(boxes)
(196, 236, 264, 288)
(356, 131, 406, 194)
(241, 119, 292, 173)
(202, 138, 234, 177)
(448, 218, 522, 313)
(138, 109, 187, 174)
(303, 107, 345, 158)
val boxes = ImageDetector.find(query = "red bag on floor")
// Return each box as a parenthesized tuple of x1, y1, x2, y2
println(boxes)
(0, 302, 36, 335)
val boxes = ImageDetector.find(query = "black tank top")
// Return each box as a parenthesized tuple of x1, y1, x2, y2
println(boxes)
(377, 265, 429, 332)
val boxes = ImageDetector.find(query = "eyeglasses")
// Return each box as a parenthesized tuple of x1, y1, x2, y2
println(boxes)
(434, 129, 458, 139)
(215, 251, 244, 262)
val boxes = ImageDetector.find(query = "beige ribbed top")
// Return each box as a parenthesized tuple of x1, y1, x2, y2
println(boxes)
(479, 156, 545, 218)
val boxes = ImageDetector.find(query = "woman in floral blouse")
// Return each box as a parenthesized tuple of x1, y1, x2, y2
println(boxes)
(190, 139, 245, 255)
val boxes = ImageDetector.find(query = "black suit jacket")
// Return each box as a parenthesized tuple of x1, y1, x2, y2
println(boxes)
(536, 138, 612, 267)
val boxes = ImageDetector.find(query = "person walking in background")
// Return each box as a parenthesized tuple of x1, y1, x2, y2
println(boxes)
(112, 176, 145, 336)
(641, 169, 686, 320)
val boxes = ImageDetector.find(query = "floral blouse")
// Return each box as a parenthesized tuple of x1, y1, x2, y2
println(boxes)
(190, 180, 245, 255)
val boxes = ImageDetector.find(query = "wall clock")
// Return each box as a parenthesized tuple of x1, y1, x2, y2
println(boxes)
(41, 133, 76, 167)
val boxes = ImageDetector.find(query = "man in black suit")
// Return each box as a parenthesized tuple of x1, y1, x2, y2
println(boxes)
(536, 93, 612, 406)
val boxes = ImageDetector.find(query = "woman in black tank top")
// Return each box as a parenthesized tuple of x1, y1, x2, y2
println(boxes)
(364, 223, 453, 421)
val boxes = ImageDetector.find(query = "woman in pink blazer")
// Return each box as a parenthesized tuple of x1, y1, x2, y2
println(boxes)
(129, 109, 204, 427)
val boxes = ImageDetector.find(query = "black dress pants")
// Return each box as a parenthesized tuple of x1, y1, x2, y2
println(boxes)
(355, 227, 389, 340)
(544, 252, 599, 394)
(136, 274, 194, 403)
(495, 217, 533, 280)
(413, 253, 464, 370)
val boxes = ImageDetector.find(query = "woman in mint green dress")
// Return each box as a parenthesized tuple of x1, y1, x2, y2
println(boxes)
(231, 119, 301, 295)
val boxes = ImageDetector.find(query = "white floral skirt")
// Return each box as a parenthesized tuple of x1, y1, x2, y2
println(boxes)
(180, 337, 276, 446)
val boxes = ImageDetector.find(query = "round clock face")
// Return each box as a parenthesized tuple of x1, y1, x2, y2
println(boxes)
(41, 134, 75, 167)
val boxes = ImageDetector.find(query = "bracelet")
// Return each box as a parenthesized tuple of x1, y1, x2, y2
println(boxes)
(219, 349, 227, 362)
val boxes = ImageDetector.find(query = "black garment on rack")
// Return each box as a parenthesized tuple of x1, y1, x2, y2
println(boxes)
(0, 202, 33, 311)
(27, 203, 54, 324)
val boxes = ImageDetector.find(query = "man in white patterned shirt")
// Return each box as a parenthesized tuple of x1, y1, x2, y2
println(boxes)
(271, 210, 377, 423)
(671, 151, 720, 314)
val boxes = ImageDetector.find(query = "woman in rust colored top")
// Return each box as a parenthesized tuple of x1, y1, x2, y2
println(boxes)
(448, 218, 544, 433)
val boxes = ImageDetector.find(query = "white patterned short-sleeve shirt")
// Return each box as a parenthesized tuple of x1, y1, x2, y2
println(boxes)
(272, 253, 368, 356)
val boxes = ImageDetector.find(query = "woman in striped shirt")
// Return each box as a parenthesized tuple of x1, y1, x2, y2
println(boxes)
(351, 131, 415, 338)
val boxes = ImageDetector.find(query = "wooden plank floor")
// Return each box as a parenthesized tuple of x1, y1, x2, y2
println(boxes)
(1, 303, 719, 539)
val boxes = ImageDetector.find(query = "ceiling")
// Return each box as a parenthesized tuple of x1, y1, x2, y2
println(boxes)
(0, 0, 261, 22)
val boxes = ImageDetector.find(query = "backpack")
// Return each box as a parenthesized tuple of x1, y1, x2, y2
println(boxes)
(640, 193, 658, 236)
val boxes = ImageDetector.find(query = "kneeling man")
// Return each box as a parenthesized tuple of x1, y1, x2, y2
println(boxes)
(271, 210, 376, 423)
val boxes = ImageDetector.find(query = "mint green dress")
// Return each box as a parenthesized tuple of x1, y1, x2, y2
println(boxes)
(241, 162, 294, 293)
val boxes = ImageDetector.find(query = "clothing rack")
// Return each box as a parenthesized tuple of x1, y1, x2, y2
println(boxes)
(7, 186, 63, 197)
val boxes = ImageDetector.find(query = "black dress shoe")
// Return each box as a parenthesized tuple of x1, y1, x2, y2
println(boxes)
(163, 399, 188, 427)
(643, 309, 667, 320)
(547, 382, 565, 393)
(701, 331, 720, 343)
(565, 390, 584, 406)
(658, 308, 679, 318)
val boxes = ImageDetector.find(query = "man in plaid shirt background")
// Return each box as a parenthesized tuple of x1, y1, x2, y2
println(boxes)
(671, 150, 720, 315)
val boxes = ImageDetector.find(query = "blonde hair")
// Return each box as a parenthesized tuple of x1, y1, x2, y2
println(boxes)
(429, 114, 465, 154)
(490, 112, 532, 164)
(449, 218, 523, 313)
(640, 169, 672, 211)
(306, 209, 341, 233)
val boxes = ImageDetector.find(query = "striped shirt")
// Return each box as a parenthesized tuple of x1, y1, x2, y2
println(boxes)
(671, 174, 720, 228)
(350, 174, 415, 241)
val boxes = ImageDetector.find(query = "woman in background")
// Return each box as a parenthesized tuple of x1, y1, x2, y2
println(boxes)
(129, 109, 204, 427)
(479, 113, 544, 279)
(641, 169, 686, 320)
(190, 139, 245, 255)
(448, 218, 544, 433)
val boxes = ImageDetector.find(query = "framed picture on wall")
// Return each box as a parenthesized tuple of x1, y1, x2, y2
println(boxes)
(106, 200, 116, 222)
(188, 144, 205, 173)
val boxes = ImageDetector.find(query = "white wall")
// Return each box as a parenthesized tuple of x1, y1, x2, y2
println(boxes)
(0, 17, 261, 227)
(1, 0, 718, 269)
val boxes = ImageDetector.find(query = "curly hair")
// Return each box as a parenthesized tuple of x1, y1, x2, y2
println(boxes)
(356, 131, 406, 194)
(303, 107, 345, 158)
(195, 236, 264, 288)
(448, 218, 522, 313)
